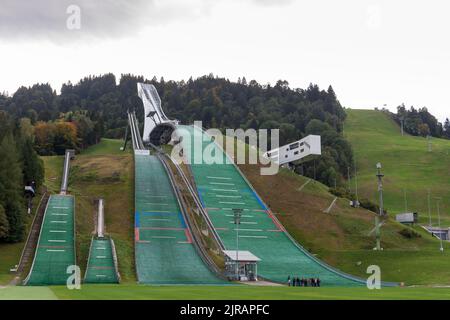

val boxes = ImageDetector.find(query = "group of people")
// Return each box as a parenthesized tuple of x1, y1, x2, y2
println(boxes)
(287, 276, 321, 287)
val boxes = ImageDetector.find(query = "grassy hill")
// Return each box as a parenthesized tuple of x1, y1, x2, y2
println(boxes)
(345, 109, 450, 225)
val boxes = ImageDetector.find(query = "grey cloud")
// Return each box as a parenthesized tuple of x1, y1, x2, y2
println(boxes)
(0, 0, 290, 42)
(0, 0, 212, 42)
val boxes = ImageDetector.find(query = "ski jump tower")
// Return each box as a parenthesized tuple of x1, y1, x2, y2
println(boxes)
(137, 83, 179, 146)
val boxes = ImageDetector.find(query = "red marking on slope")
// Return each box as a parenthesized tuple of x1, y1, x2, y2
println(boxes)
(135, 228, 140, 241)
(184, 229, 193, 244)
(265, 210, 285, 232)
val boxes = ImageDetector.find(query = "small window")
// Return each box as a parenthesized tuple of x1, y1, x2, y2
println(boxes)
(285, 155, 288, 158)
(289, 142, 299, 150)
(294, 151, 299, 155)
(300, 149, 304, 153)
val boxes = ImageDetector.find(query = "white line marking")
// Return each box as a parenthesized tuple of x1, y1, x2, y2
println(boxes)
(96, 256, 106, 259)
(207, 176, 232, 180)
(48, 240, 66, 243)
(50, 230, 67, 233)
(50, 221, 67, 223)
(96, 275, 107, 277)
(233, 228, 263, 232)
(216, 195, 242, 198)
(210, 182, 235, 186)
(46, 249, 65, 252)
(212, 189, 238, 192)
(51, 213, 68, 216)
(219, 201, 245, 205)
(225, 214, 254, 218)
(239, 235, 268, 239)
(96, 247, 106, 250)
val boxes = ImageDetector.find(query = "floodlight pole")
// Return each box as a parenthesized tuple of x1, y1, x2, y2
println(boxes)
(354, 164, 359, 206)
(427, 189, 432, 228)
(233, 208, 243, 281)
(436, 198, 443, 252)
(375, 163, 384, 251)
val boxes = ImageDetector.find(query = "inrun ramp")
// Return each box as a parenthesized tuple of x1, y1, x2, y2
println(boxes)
(84, 238, 119, 283)
(134, 153, 224, 284)
(25, 195, 75, 285)
(177, 125, 365, 286)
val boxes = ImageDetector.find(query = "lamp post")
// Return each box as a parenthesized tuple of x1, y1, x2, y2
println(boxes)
(427, 189, 432, 228)
(375, 162, 384, 251)
(233, 208, 243, 280)
(436, 198, 443, 252)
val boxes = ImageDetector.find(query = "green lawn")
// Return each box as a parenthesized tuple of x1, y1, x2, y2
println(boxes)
(80, 138, 125, 156)
(3, 284, 450, 300)
(345, 109, 450, 225)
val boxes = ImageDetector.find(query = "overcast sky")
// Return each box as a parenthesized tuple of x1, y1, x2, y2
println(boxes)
(0, 0, 448, 121)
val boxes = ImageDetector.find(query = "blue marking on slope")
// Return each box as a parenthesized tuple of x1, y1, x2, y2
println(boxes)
(178, 212, 187, 228)
(135, 212, 140, 228)
(252, 191, 267, 210)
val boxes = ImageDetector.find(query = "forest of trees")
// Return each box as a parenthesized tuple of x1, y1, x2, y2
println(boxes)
(389, 104, 450, 139)
(0, 111, 44, 242)
(0, 73, 354, 188)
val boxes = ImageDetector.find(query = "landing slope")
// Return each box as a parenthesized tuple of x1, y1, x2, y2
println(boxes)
(25, 195, 75, 285)
(134, 153, 223, 284)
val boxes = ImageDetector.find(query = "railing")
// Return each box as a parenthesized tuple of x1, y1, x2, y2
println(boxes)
(110, 238, 121, 283)
(15, 190, 49, 276)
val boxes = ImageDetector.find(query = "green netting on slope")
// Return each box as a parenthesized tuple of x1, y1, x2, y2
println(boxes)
(177, 125, 364, 286)
(26, 195, 75, 286)
(84, 238, 118, 284)
(134, 153, 224, 284)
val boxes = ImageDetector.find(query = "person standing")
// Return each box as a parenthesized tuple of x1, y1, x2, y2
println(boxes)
(287, 275, 291, 287)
